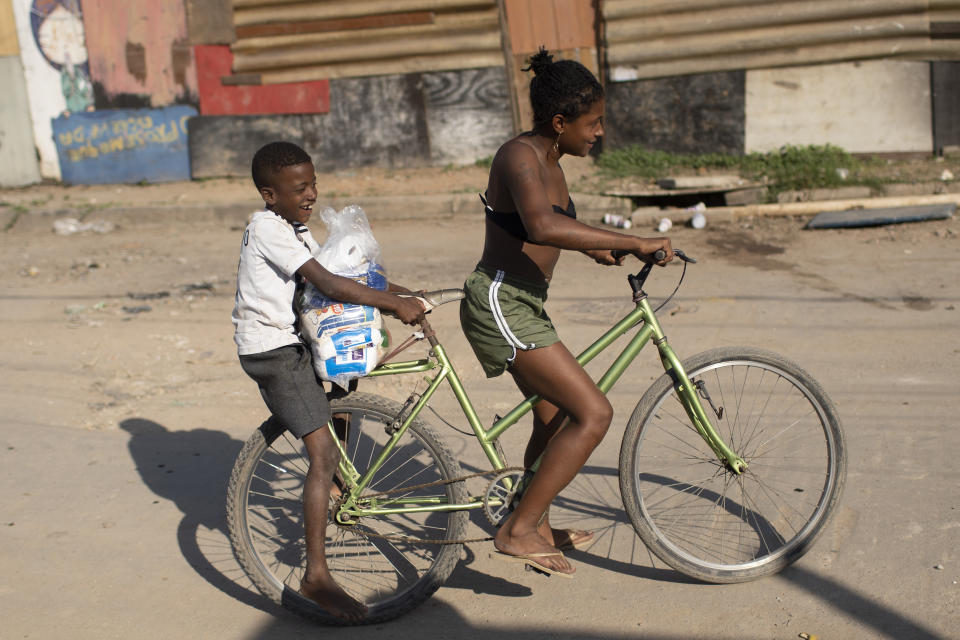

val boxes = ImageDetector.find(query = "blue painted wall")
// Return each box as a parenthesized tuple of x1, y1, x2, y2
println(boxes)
(52, 104, 195, 184)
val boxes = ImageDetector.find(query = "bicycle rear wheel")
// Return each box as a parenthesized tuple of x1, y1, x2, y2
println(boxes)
(619, 347, 846, 583)
(226, 392, 468, 624)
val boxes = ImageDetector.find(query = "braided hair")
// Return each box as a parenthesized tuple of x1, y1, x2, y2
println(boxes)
(524, 47, 604, 127)
(251, 141, 312, 190)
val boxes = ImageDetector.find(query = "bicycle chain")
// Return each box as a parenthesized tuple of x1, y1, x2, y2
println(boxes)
(331, 466, 525, 545)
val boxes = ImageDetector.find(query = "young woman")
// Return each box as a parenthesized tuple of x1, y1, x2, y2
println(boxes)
(460, 48, 673, 577)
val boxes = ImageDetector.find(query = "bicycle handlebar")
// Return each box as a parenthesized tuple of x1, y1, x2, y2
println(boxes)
(625, 248, 696, 297)
(611, 248, 696, 264)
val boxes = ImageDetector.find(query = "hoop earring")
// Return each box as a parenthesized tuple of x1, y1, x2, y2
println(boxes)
(552, 131, 562, 155)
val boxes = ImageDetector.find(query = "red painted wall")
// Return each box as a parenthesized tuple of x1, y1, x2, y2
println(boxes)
(194, 45, 329, 116)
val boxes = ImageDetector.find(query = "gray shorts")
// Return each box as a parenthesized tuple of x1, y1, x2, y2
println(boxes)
(239, 343, 331, 439)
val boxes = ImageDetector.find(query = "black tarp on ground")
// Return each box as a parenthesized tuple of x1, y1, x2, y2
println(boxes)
(805, 203, 956, 229)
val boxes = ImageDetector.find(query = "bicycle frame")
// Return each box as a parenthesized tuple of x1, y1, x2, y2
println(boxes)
(331, 278, 747, 521)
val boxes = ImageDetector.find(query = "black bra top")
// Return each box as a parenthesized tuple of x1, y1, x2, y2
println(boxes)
(480, 193, 576, 243)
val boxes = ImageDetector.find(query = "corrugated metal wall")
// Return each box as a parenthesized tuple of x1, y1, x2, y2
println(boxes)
(602, 0, 960, 82)
(227, 0, 503, 84)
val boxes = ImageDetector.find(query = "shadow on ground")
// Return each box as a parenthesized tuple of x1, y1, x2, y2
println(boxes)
(120, 418, 945, 639)
(120, 418, 285, 618)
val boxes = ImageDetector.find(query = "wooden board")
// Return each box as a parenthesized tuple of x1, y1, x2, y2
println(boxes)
(185, 0, 235, 44)
(503, 0, 595, 54)
(499, 0, 599, 133)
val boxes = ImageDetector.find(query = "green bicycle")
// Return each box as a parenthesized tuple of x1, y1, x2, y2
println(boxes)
(226, 250, 847, 624)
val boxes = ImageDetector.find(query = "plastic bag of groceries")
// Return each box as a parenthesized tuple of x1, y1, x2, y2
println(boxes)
(298, 205, 388, 390)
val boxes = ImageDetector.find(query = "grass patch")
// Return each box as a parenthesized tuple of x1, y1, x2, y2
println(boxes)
(3, 208, 25, 232)
(596, 144, 876, 198)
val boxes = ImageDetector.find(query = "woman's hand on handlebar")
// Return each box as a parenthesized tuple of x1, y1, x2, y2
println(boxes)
(583, 249, 625, 266)
(615, 238, 673, 266)
(639, 237, 673, 265)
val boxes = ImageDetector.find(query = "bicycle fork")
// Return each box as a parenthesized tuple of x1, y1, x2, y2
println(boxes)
(645, 314, 747, 474)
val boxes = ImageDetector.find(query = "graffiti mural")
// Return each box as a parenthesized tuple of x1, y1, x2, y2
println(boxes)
(52, 104, 196, 183)
(12, 0, 88, 177)
(29, 0, 93, 113)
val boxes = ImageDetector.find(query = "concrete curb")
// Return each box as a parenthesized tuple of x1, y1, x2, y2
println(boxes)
(4, 187, 957, 233)
(631, 192, 960, 227)
(1, 191, 634, 231)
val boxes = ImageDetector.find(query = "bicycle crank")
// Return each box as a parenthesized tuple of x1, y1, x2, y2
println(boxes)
(483, 468, 532, 527)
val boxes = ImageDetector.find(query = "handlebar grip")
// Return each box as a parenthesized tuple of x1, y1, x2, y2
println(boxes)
(613, 248, 668, 262)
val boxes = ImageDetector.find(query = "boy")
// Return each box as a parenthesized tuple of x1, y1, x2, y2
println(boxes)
(232, 141, 424, 621)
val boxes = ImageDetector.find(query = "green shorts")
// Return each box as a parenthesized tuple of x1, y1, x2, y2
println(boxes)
(459, 264, 560, 378)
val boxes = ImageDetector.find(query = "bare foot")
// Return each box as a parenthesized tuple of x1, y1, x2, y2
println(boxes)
(494, 521, 574, 575)
(299, 573, 367, 622)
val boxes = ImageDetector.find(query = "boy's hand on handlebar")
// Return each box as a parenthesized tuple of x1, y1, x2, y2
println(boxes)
(390, 295, 426, 325)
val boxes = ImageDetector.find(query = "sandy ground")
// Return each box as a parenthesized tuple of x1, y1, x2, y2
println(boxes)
(1, 163, 958, 639)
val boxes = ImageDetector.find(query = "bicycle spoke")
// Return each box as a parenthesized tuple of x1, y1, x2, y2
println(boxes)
(623, 351, 844, 580)
(229, 393, 467, 621)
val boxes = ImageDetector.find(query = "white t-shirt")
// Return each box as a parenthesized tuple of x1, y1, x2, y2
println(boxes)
(232, 210, 321, 355)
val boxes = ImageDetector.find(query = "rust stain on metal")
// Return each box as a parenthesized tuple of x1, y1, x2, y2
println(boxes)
(126, 41, 147, 83)
(171, 39, 192, 86)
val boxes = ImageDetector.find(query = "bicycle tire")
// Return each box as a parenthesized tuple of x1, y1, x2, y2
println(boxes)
(226, 392, 468, 624)
(619, 347, 846, 583)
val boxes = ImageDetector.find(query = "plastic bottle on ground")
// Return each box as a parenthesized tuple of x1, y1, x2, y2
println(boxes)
(603, 213, 632, 229)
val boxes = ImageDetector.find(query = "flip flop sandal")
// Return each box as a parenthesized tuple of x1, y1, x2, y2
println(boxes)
(489, 550, 574, 579)
(555, 529, 595, 551)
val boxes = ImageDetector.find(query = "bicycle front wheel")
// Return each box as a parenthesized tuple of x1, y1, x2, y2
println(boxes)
(226, 392, 468, 624)
(619, 347, 846, 583)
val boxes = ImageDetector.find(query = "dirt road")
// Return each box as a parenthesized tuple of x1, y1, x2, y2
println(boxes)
(1, 172, 958, 639)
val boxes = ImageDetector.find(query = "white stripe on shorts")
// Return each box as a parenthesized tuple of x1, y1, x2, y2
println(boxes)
(488, 269, 535, 363)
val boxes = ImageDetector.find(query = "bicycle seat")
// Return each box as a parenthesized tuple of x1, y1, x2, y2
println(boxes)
(401, 288, 465, 313)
